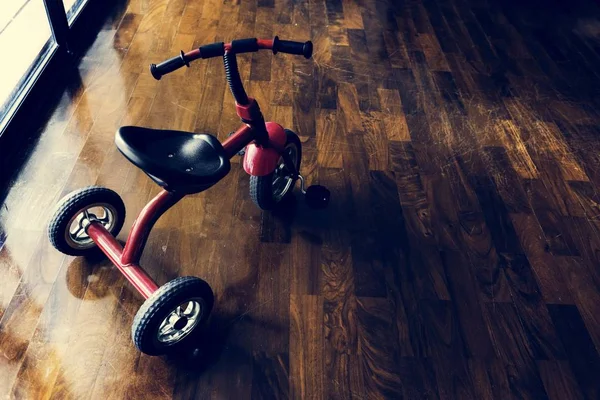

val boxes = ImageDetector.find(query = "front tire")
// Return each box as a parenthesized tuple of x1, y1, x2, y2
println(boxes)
(249, 129, 302, 210)
(131, 276, 214, 356)
(48, 186, 126, 256)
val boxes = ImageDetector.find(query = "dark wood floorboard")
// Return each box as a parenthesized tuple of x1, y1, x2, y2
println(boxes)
(2, 0, 600, 398)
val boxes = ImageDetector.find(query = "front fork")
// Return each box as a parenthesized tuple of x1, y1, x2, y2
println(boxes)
(281, 150, 307, 193)
(232, 93, 305, 190)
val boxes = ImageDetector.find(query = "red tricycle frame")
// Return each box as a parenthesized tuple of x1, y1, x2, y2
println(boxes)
(87, 120, 282, 299)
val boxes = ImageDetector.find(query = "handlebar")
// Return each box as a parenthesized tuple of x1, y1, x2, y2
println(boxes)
(150, 36, 313, 80)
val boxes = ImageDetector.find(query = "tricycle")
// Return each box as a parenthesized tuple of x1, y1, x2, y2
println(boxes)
(48, 36, 329, 356)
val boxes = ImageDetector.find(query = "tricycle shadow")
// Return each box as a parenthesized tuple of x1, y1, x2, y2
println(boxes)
(274, 187, 343, 238)
(62, 188, 333, 372)
(63, 187, 335, 301)
(65, 251, 123, 300)
(63, 228, 294, 372)
(65, 256, 285, 372)
(164, 309, 285, 373)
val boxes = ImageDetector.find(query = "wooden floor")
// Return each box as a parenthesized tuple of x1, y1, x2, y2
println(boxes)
(2, 0, 600, 398)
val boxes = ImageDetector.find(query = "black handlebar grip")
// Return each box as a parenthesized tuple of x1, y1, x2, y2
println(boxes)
(150, 51, 189, 80)
(231, 38, 259, 54)
(272, 36, 313, 59)
(199, 42, 225, 59)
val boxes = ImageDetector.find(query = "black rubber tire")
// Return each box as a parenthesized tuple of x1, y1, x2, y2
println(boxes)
(249, 129, 302, 210)
(48, 186, 126, 256)
(131, 276, 214, 356)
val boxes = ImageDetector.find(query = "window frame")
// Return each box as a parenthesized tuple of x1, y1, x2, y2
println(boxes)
(0, 0, 94, 138)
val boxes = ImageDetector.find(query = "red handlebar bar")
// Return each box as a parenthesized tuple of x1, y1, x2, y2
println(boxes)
(150, 36, 312, 80)
(183, 38, 276, 61)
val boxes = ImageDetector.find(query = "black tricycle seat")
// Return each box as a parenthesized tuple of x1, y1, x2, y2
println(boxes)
(115, 126, 231, 192)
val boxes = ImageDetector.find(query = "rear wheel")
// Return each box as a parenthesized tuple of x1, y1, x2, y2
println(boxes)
(249, 129, 302, 210)
(131, 276, 214, 356)
(48, 186, 126, 256)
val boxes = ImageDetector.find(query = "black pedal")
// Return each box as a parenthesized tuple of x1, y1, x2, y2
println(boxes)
(305, 185, 330, 209)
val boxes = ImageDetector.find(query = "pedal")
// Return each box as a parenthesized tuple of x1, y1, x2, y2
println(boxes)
(304, 185, 330, 209)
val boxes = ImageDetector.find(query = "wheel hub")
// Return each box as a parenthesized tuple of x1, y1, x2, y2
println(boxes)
(174, 317, 188, 330)
(65, 204, 118, 250)
(156, 299, 204, 345)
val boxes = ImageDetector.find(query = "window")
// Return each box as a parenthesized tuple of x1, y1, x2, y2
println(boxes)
(0, 0, 98, 137)
(0, 0, 54, 123)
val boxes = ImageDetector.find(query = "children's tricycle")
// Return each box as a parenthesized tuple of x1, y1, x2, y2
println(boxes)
(48, 37, 329, 356)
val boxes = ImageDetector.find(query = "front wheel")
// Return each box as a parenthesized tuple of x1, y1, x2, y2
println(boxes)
(249, 129, 302, 210)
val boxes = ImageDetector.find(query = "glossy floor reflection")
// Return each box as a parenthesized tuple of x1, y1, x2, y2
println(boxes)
(2, 0, 600, 398)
